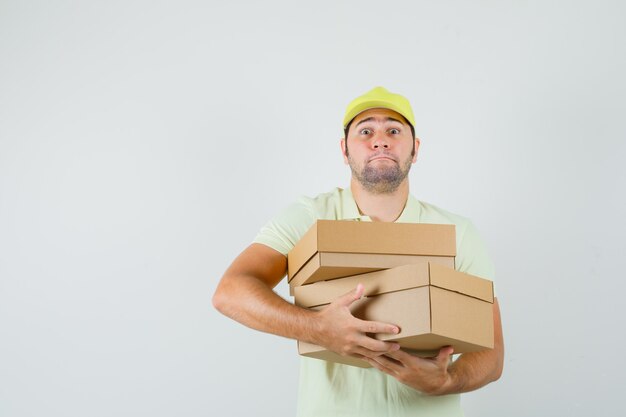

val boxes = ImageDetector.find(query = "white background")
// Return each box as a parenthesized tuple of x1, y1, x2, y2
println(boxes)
(1, 1, 625, 416)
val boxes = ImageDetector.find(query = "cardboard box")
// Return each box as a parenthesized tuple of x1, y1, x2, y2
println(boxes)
(295, 263, 494, 368)
(287, 220, 456, 288)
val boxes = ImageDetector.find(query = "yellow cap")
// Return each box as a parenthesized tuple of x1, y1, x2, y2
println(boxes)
(343, 86, 415, 129)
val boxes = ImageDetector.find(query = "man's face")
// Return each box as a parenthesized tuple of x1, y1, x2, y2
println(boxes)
(341, 108, 419, 194)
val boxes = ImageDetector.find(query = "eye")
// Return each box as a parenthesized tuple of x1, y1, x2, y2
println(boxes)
(359, 128, 372, 135)
(389, 128, 400, 135)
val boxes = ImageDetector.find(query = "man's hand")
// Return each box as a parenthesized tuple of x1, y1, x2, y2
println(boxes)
(314, 283, 401, 359)
(364, 298, 504, 396)
(364, 346, 455, 395)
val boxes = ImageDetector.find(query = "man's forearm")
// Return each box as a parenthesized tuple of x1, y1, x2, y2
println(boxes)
(213, 243, 327, 344)
(214, 272, 321, 343)
(441, 348, 504, 394)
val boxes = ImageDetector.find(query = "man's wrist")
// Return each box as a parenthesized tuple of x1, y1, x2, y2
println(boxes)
(435, 364, 465, 395)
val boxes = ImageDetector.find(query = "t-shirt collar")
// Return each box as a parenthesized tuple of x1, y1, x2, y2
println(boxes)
(340, 186, 421, 223)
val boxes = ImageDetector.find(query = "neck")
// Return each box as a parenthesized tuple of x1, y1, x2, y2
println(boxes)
(350, 178, 410, 222)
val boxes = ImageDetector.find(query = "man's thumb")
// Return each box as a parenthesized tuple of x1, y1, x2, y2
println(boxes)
(336, 283, 364, 307)
(437, 346, 454, 361)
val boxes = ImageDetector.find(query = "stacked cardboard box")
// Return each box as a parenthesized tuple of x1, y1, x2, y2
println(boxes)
(288, 220, 457, 293)
(287, 220, 494, 368)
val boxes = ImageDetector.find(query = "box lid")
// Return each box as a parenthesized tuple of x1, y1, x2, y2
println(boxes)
(294, 263, 493, 308)
(287, 220, 456, 278)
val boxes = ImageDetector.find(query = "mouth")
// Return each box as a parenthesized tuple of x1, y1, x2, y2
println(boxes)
(368, 155, 397, 163)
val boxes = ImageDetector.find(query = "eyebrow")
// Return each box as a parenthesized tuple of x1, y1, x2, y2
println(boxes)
(355, 116, 405, 127)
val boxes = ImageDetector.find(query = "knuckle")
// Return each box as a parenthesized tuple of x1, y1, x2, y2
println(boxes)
(338, 344, 351, 356)
(342, 345, 353, 354)
(380, 342, 393, 352)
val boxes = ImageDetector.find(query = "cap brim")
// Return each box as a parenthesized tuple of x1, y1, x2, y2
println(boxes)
(343, 100, 413, 129)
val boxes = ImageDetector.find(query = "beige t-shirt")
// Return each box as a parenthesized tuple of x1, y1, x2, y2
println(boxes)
(254, 187, 495, 417)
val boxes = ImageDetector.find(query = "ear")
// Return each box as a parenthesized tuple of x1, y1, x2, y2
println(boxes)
(412, 137, 421, 163)
(340, 138, 349, 165)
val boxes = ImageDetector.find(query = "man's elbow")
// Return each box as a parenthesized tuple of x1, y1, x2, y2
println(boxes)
(491, 361, 504, 383)
(490, 348, 505, 382)
(212, 289, 224, 313)
(212, 281, 231, 316)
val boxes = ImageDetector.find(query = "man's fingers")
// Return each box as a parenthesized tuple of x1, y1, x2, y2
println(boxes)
(358, 319, 400, 336)
(350, 345, 398, 360)
(356, 335, 400, 354)
(334, 283, 365, 307)
(350, 346, 378, 359)
(384, 348, 412, 362)
(365, 355, 401, 375)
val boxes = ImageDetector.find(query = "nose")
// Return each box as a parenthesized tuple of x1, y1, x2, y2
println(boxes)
(372, 136, 389, 149)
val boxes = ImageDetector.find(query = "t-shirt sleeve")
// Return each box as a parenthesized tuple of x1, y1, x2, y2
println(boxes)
(253, 197, 318, 256)
(455, 220, 496, 291)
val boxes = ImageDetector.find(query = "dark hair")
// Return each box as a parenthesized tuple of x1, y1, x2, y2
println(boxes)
(343, 119, 416, 156)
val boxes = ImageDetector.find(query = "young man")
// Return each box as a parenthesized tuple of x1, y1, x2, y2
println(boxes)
(213, 87, 504, 417)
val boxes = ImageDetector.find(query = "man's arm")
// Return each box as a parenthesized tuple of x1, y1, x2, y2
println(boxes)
(212, 243, 401, 358)
(364, 298, 504, 395)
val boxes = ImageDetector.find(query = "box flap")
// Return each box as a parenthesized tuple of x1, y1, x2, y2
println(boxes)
(428, 263, 494, 303)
